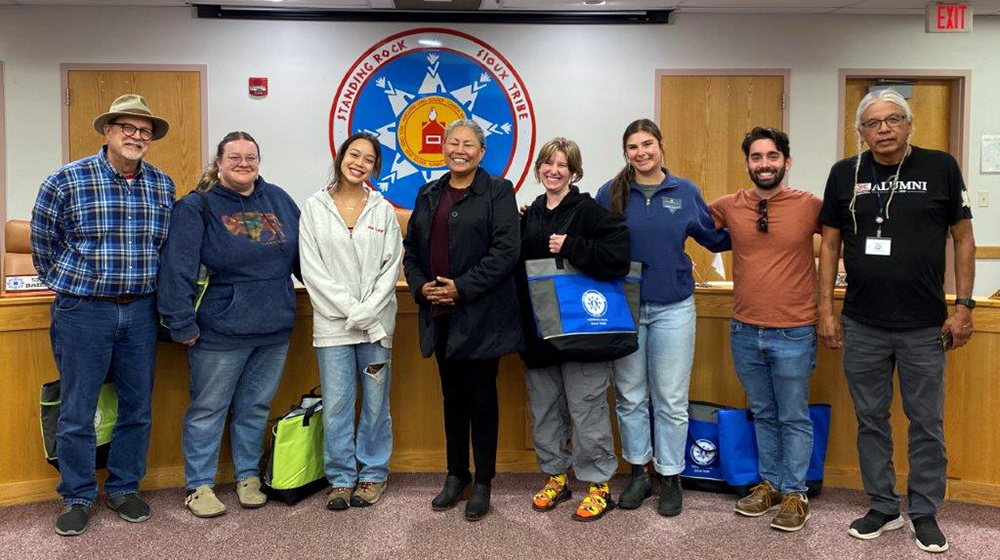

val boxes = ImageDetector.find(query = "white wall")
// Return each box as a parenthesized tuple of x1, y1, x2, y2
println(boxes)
(2, 6, 999, 294)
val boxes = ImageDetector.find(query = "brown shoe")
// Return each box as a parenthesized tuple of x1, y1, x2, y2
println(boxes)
(735, 480, 783, 517)
(770, 493, 810, 532)
(326, 487, 353, 511)
(351, 481, 386, 507)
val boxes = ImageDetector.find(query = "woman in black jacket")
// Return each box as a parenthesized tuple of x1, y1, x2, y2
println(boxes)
(515, 138, 630, 522)
(402, 119, 523, 521)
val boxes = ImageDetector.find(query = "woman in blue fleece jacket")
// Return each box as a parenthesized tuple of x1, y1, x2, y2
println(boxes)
(595, 119, 729, 517)
(158, 131, 300, 518)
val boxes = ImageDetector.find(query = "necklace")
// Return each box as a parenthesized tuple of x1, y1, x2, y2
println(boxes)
(331, 187, 366, 211)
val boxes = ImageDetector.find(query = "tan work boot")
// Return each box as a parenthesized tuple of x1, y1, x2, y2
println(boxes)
(351, 481, 387, 507)
(185, 485, 226, 518)
(735, 479, 783, 517)
(770, 493, 810, 532)
(327, 487, 353, 511)
(236, 476, 267, 508)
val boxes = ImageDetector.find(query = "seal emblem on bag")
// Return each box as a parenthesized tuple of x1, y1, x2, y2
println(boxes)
(690, 439, 718, 467)
(330, 28, 535, 209)
(581, 289, 608, 318)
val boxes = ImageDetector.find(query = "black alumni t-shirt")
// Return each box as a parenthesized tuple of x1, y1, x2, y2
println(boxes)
(819, 146, 972, 329)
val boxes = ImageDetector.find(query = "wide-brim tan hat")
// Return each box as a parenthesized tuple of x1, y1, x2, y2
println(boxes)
(93, 94, 170, 140)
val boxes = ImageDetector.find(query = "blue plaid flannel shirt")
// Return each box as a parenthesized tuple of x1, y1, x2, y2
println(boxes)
(30, 147, 176, 296)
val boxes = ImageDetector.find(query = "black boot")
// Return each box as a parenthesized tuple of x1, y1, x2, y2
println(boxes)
(464, 482, 491, 521)
(618, 463, 652, 510)
(431, 475, 471, 511)
(658, 474, 682, 517)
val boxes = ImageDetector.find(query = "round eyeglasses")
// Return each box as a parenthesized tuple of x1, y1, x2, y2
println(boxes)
(110, 122, 154, 141)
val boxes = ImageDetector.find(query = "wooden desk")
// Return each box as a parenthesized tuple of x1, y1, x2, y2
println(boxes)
(1, 287, 998, 507)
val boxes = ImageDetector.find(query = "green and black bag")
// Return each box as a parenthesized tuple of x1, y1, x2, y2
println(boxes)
(40, 380, 118, 471)
(262, 389, 329, 504)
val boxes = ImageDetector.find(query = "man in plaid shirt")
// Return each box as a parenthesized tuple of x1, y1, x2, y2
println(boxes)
(31, 94, 175, 537)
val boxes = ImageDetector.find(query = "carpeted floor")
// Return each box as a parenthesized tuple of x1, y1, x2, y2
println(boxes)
(1, 473, 997, 560)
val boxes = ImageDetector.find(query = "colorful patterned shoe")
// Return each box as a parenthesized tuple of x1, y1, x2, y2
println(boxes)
(572, 482, 614, 522)
(532, 473, 572, 512)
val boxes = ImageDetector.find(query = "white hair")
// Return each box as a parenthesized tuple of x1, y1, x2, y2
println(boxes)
(849, 88, 912, 234)
(854, 88, 913, 132)
(444, 119, 486, 147)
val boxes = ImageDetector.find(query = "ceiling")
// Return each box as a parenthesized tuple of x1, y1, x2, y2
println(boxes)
(1, 0, 998, 16)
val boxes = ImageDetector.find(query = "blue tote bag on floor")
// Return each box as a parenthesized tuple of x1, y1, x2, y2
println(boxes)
(682, 402, 832, 497)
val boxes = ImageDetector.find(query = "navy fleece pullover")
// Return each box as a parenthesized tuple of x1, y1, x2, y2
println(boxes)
(595, 174, 730, 304)
(158, 177, 300, 350)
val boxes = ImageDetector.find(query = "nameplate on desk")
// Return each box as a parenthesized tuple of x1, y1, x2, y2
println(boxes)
(5, 275, 45, 292)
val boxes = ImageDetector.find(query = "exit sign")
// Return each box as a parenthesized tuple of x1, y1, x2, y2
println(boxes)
(926, 4, 973, 33)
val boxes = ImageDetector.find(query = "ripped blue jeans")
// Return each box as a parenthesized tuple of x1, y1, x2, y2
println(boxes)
(317, 343, 393, 487)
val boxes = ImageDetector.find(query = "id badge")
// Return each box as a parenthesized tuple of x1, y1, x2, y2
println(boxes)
(865, 236, 892, 256)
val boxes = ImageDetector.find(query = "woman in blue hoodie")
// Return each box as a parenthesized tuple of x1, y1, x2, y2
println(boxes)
(595, 119, 729, 517)
(158, 131, 300, 518)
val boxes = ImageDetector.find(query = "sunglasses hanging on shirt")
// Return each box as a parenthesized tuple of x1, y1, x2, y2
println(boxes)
(755, 199, 768, 233)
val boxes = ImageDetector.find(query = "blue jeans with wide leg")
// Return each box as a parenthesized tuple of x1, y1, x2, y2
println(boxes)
(612, 296, 696, 476)
(182, 341, 289, 490)
(50, 294, 158, 507)
(729, 319, 816, 494)
(317, 343, 393, 488)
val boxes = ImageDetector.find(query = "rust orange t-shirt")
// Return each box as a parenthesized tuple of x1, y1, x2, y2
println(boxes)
(709, 188, 822, 328)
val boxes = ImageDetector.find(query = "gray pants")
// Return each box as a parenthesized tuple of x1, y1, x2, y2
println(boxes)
(525, 361, 618, 483)
(841, 315, 947, 518)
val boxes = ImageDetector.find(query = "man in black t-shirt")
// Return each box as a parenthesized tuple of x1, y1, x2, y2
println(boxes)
(817, 89, 975, 554)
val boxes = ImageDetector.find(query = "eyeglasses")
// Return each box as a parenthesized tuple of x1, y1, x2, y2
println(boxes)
(860, 114, 907, 132)
(756, 199, 768, 233)
(223, 154, 260, 166)
(111, 122, 153, 141)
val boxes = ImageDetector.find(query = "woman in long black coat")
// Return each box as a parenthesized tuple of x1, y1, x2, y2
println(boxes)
(402, 119, 523, 522)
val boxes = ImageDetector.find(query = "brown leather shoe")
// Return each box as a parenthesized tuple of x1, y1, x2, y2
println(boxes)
(770, 493, 810, 532)
(326, 487, 353, 511)
(735, 479, 783, 517)
(351, 481, 386, 507)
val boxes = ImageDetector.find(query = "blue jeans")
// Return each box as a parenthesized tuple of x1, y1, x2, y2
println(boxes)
(317, 343, 393, 488)
(730, 319, 816, 494)
(49, 294, 158, 507)
(612, 296, 696, 476)
(183, 341, 289, 490)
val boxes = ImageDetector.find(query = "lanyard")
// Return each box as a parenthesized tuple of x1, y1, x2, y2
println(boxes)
(868, 156, 900, 238)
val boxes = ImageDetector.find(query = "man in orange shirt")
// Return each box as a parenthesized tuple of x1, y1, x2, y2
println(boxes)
(710, 127, 822, 532)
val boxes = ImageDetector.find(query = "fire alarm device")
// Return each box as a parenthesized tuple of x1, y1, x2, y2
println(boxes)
(249, 77, 268, 98)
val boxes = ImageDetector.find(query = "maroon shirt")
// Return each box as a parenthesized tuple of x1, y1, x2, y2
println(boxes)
(429, 185, 467, 317)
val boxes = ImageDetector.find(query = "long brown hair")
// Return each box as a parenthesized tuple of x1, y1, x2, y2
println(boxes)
(609, 118, 665, 218)
(196, 131, 260, 192)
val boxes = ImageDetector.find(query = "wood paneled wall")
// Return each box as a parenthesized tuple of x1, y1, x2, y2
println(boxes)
(2, 288, 999, 507)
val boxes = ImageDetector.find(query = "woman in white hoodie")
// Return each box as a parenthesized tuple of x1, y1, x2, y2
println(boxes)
(299, 132, 403, 511)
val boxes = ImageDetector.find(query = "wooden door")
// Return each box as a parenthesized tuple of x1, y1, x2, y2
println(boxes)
(67, 69, 203, 197)
(657, 74, 785, 407)
(658, 75, 785, 285)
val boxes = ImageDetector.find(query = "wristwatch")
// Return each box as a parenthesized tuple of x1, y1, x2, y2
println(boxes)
(954, 297, 976, 310)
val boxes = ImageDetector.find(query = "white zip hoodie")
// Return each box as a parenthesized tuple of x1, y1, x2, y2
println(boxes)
(299, 186, 403, 348)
